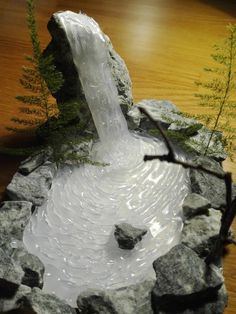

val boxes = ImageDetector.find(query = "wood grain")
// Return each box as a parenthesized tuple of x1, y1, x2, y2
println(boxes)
(0, 0, 235, 313)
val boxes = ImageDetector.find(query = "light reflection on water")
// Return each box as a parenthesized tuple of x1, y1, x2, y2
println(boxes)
(24, 134, 188, 306)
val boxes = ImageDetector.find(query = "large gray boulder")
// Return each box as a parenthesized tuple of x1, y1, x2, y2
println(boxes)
(77, 279, 155, 314)
(21, 287, 77, 314)
(0, 201, 32, 241)
(152, 244, 224, 312)
(181, 208, 221, 257)
(0, 248, 24, 298)
(6, 162, 57, 206)
(43, 12, 133, 125)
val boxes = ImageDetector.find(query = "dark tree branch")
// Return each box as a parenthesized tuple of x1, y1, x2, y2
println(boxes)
(139, 107, 225, 179)
(139, 107, 175, 161)
(139, 107, 236, 265)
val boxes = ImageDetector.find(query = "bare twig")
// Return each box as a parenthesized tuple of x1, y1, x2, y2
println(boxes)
(139, 107, 236, 265)
(139, 107, 225, 179)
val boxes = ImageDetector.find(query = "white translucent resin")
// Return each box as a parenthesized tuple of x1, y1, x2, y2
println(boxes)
(23, 12, 189, 307)
(59, 11, 129, 145)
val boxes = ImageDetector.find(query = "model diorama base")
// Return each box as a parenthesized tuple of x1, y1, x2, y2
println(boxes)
(0, 11, 233, 314)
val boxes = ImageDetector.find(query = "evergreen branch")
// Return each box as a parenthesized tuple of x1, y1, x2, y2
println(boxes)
(16, 95, 43, 105)
(24, 55, 36, 63)
(5, 126, 33, 134)
(200, 79, 225, 93)
(194, 93, 222, 101)
(26, 0, 41, 60)
(22, 66, 39, 78)
(205, 27, 235, 155)
(192, 24, 236, 157)
(8, 0, 63, 135)
(19, 78, 41, 93)
(19, 107, 44, 116)
(21, 71, 41, 83)
(11, 117, 41, 126)
(203, 67, 225, 74)
(211, 53, 227, 65)
(39, 55, 64, 93)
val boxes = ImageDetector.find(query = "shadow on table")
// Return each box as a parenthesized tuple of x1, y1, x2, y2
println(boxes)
(198, 0, 236, 18)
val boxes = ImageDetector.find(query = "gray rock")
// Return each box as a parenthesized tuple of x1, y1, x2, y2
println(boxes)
(11, 247, 45, 289)
(0, 201, 32, 241)
(106, 34, 133, 110)
(181, 208, 221, 257)
(0, 239, 26, 263)
(152, 244, 223, 312)
(182, 193, 211, 219)
(190, 156, 226, 209)
(127, 99, 202, 134)
(22, 287, 77, 314)
(114, 223, 147, 250)
(127, 99, 228, 161)
(190, 284, 228, 314)
(77, 279, 155, 314)
(0, 248, 24, 298)
(78, 290, 117, 314)
(158, 284, 227, 314)
(19, 149, 52, 175)
(0, 234, 15, 256)
(71, 140, 93, 156)
(60, 139, 93, 165)
(0, 284, 31, 312)
(168, 122, 203, 135)
(6, 162, 57, 206)
(186, 127, 227, 161)
(43, 13, 132, 122)
(127, 99, 178, 129)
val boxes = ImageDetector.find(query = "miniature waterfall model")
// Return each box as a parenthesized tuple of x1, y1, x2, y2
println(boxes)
(23, 12, 189, 306)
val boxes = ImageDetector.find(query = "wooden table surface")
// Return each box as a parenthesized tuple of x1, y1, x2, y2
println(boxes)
(0, 0, 236, 313)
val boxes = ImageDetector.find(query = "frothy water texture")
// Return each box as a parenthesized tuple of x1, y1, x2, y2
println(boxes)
(23, 12, 189, 307)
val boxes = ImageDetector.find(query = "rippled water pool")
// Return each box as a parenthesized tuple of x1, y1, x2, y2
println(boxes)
(23, 134, 188, 306)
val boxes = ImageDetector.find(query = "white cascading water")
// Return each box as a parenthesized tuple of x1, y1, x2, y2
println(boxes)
(23, 11, 189, 307)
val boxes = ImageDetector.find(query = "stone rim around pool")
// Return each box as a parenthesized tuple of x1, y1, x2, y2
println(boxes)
(0, 99, 233, 313)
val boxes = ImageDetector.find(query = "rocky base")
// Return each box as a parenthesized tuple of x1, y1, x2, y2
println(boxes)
(0, 99, 231, 313)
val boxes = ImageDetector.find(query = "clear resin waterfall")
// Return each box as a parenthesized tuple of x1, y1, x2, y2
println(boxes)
(59, 11, 129, 145)
(23, 11, 189, 307)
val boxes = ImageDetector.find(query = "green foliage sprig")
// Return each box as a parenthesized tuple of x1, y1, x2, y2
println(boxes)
(3, 0, 98, 166)
(194, 24, 236, 158)
(7, 0, 64, 135)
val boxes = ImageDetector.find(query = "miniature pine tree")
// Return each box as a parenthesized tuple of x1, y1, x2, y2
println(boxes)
(6, 0, 64, 135)
(194, 24, 236, 158)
